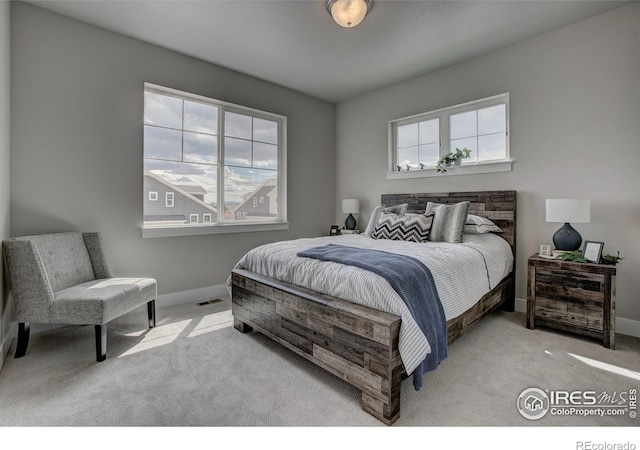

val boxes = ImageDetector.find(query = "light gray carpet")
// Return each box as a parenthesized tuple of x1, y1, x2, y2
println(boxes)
(0, 296, 638, 430)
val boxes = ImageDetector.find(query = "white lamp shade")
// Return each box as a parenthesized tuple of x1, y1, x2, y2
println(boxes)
(328, 0, 371, 28)
(546, 199, 590, 223)
(342, 199, 360, 214)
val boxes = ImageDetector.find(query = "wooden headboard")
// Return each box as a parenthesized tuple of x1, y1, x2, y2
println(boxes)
(380, 190, 517, 256)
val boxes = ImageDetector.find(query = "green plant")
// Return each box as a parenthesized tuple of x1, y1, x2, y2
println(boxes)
(436, 147, 471, 173)
(557, 250, 587, 263)
(601, 251, 623, 265)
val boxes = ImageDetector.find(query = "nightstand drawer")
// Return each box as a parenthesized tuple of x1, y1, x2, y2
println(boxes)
(534, 297, 603, 332)
(534, 267, 606, 304)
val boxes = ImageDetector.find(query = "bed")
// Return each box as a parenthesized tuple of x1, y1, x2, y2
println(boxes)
(229, 190, 516, 425)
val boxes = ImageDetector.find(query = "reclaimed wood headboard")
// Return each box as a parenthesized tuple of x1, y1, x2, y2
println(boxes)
(380, 190, 517, 256)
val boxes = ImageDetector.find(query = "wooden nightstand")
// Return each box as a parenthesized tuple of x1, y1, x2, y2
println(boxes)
(526, 254, 616, 349)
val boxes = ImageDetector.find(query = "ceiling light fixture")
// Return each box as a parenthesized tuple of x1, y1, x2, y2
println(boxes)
(327, 0, 372, 28)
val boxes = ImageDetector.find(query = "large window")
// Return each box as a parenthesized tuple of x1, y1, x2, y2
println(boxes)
(142, 83, 287, 237)
(389, 94, 510, 178)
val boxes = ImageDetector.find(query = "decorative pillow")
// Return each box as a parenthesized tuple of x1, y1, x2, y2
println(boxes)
(425, 201, 443, 214)
(428, 201, 470, 243)
(371, 212, 434, 243)
(363, 203, 408, 236)
(464, 214, 503, 234)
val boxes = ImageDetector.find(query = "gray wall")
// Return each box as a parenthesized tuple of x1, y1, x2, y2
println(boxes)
(1, 0, 11, 367)
(10, 3, 335, 297)
(335, 4, 640, 325)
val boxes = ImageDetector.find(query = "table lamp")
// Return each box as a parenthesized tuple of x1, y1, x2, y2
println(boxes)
(545, 198, 590, 251)
(342, 199, 360, 230)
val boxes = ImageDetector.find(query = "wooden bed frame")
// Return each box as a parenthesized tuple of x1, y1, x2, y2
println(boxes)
(231, 190, 516, 425)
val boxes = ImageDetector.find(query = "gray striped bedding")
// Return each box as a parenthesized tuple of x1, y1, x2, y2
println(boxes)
(228, 233, 513, 379)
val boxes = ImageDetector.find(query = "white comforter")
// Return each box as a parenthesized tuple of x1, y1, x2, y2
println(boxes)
(228, 233, 513, 377)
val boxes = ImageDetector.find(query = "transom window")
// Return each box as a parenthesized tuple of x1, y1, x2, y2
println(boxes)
(142, 83, 287, 235)
(389, 94, 510, 177)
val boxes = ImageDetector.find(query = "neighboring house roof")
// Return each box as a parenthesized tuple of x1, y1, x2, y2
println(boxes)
(144, 170, 218, 214)
(231, 180, 277, 213)
(175, 185, 207, 196)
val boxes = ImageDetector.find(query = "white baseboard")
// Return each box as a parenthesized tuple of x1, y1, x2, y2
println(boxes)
(616, 317, 640, 339)
(155, 283, 230, 308)
(514, 297, 640, 339)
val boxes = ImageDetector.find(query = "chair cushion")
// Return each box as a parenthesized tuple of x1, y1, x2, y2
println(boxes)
(26, 232, 96, 293)
(51, 277, 157, 325)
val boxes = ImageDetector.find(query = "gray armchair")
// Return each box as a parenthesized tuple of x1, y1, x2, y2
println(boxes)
(2, 232, 157, 362)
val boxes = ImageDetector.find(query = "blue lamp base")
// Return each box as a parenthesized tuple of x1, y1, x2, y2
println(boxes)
(345, 213, 356, 230)
(553, 222, 582, 251)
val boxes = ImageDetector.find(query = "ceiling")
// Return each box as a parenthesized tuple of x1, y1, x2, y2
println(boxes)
(25, 0, 631, 103)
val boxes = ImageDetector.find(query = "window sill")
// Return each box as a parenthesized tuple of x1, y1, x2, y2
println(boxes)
(386, 160, 512, 180)
(142, 222, 290, 239)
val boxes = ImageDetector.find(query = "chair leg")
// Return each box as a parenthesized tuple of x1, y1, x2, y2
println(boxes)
(14, 322, 31, 358)
(147, 299, 156, 328)
(95, 324, 107, 362)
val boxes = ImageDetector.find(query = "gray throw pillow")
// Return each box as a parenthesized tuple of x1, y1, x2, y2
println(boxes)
(428, 201, 470, 243)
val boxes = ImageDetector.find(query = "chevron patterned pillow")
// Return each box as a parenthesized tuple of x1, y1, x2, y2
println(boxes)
(371, 212, 434, 243)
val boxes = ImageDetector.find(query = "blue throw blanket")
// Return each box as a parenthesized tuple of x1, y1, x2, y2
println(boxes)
(296, 244, 447, 390)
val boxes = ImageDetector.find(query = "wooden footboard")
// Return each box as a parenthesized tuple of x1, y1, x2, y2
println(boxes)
(231, 268, 404, 425)
(231, 268, 514, 425)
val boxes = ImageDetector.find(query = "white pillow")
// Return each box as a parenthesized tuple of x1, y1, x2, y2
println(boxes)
(363, 203, 408, 236)
(465, 214, 503, 234)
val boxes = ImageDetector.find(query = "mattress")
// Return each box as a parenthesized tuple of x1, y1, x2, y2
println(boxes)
(228, 232, 513, 378)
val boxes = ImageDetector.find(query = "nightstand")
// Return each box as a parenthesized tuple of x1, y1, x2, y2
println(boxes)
(526, 254, 616, 349)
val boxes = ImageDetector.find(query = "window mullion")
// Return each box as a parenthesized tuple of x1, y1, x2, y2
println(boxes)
(441, 112, 450, 157)
(217, 107, 225, 225)
(181, 100, 185, 163)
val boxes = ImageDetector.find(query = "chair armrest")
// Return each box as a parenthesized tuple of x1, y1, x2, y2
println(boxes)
(83, 233, 115, 279)
(2, 239, 55, 323)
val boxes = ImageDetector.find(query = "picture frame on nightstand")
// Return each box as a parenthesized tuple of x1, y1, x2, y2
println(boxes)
(583, 240, 604, 263)
(329, 225, 340, 236)
(539, 244, 553, 257)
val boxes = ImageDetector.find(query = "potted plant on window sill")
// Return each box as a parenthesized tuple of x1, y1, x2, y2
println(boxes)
(436, 148, 471, 173)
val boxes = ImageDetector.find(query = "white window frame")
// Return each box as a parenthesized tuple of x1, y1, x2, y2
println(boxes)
(166, 192, 174, 208)
(203, 213, 212, 223)
(190, 214, 198, 223)
(142, 83, 289, 238)
(387, 93, 511, 179)
(149, 191, 158, 201)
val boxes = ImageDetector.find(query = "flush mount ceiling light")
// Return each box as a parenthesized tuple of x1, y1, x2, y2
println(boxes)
(327, 0, 372, 28)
